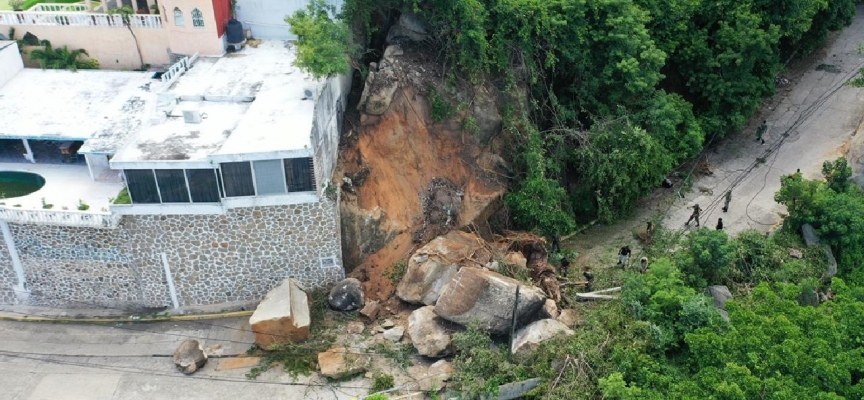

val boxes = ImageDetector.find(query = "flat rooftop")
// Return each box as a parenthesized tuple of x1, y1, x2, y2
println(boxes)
(111, 41, 322, 167)
(0, 162, 122, 211)
(0, 69, 157, 154)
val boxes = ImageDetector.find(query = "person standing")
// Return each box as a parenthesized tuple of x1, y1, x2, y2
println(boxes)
(722, 191, 732, 212)
(716, 218, 724, 230)
(756, 120, 767, 145)
(686, 204, 702, 228)
(559, 257, 570, 277)
(583, 267, 594, 292)
(639, 257, 649, 274)
(618, 246, 631, 267)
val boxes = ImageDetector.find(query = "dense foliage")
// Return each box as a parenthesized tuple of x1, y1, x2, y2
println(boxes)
(284, 0, 855, 230)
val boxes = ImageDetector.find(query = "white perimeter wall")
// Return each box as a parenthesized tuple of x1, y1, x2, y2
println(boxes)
(0, 41, 24, 89)
(233, 0, 342, 40)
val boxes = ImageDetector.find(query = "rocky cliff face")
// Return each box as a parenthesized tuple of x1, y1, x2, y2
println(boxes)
(336, 41, 509, 302)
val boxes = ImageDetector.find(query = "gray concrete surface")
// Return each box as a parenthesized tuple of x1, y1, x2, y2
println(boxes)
(663, 5, 864, 235)
(0, 318, 368, 400)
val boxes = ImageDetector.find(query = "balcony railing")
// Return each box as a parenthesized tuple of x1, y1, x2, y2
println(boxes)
(0, 207, 121, 229)
(0, 11, 163, 29)
(28, 4, 89, 12)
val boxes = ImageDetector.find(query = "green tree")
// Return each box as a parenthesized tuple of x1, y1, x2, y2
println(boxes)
(821, 157, 852, 193)
(676, 228, 734, 288)
(286, 0, 355, 78)
(28, 40, 97, 71)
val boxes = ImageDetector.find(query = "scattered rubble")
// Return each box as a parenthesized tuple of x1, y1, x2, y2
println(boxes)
(539, 299, 559, 320)
(328, 277, 365, 311)
(384, 326, 405, 342)
(318, 347, 370, 379)
(360, 300, 381, 320)
(347, 321, 365, 335)
(249, 278, 310, 348)
(556, 309, 582, 328)
(173, 339, 207, 374)
(705, 285, 733, 321)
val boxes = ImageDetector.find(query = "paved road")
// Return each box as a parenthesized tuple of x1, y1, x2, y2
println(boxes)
(0, 318, 367, 400)
(663, 6, 864, 235)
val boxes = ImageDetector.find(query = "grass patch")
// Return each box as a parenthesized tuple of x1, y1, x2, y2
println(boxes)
(385, 261, 407, 285)
(111, 187, 131, 204)
(369, 372, 395, 394)
(369, 341, 415, 370)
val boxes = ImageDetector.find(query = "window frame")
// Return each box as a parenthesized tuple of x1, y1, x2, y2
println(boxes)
(173, 7, 184, 27)
(191, 8, 204, 28)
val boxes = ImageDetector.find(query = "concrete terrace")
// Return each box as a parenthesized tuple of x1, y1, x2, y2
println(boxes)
(0, 162, 121, 210)
(0, 69, 157, 154)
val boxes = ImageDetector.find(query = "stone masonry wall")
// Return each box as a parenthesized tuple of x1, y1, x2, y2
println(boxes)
(0, 237, 16, 305)
(0, 200, 344, 309)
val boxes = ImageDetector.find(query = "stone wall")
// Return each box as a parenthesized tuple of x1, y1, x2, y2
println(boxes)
(0, 238, 16, 305)
(0, 200, 344, 308)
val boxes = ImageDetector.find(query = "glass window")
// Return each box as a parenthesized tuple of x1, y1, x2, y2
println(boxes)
(284, 158, 314, 192)
(186, 169, 221, 203)
(173, 7, 184, 27)
(191, 8, 204, 28)
(124, 170, 160, 204)
(253, 160, 286, 195)
(220, 162, 255, 197)
(154, 169, 190, 203)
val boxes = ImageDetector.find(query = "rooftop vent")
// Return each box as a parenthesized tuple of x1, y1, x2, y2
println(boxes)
(182, 109, 202, 124)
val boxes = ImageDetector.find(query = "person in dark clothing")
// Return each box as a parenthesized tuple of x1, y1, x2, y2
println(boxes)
(686, 204, 702, 227)
(716, 218, 724, 230)
(722, 191, 732, 212)
(646, 221, 656, 238)
(583, 267, 594, 291)
(618, 246, 631, 266)
(756, 120, 767, 144)
(639, 257, 649, 273)
(559, 257, 570, 277)
(551, 235, 561, 254)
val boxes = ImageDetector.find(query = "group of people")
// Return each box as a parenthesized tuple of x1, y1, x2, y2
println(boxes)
(685, 203, 725, 230)
(617, 246, 650, 273)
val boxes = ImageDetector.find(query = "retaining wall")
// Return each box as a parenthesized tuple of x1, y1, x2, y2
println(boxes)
(0, 200, 344, 309)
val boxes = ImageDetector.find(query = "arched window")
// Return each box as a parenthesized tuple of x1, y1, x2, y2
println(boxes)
(173, 7, 184, 27)
(191, 8, 204, 28)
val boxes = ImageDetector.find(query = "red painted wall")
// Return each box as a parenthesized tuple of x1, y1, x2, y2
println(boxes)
(211, 0, 231, 38)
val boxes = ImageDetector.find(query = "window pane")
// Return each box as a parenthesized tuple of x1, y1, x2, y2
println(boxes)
(191, 8, 204, 27)
(221, 162, 255, 197)
(284, 158, 314, 192)
(124, 170, 160, 204)
(186, 169, 220, 203)
(173, 7, 184, 26)
(155, 169, 190, 203)
(253, 159, 286, 195)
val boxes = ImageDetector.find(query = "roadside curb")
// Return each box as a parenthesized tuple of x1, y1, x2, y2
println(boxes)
(0, 310, 253, 324)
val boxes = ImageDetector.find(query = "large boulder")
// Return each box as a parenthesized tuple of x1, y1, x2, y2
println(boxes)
(329, 278, 365, 311)
(802, 223, 820, 247)
(318, 347, 370, 379)
(407, 306, 455, 357)
(434, 267, 546, 334)
(397, 231, 487, 305)
(173, 340, 207, 374)
(511, 319, 574, 355)
(705, 285, 733, 321)
(250, 278, 310, 348)
(538, 299, 559, 320)
(384, 326, 405, 342)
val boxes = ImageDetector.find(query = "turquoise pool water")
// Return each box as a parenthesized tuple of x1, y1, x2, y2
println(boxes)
(0, 171, 46, 199)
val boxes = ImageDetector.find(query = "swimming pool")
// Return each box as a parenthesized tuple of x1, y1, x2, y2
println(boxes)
(0, 171, 46, 199)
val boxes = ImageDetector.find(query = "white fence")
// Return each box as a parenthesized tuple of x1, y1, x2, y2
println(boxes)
(28, 4, 89, 12)
(160, 52, 198, 88)
(0, 11, 163, 29)
(0, 207, 121, 228)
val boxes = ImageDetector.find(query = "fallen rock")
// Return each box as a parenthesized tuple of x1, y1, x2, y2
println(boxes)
(802, 223, 820, 247)
(250, 278, 310, 348)
(418, 359, 453, 392)
(328, 278, 365, 311)
(435, 267, 546, 334)
(318, 347, 370, 379)
(173, 339, 207, 374)
(381, 319, 395, 329)
(511, 319, 574, 355)
(386, 12, 429, 44)
(384, 326, 405, 342)
(360, 300, 380, 320)
(705, 285, 733, 321)
(397, 231, 488, 305)
(504, 252, 527, 268)
(556, 309, 582, 328)
(407, 306, 454, 357)
(347, 321, 365, 335)
(788, 248, 804, 259)
(539, 299, 559, 320)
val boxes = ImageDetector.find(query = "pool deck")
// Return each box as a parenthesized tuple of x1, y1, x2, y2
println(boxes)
(0, 163, 122, 211)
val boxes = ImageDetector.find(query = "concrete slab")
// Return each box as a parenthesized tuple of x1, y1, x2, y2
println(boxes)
(28, 373, 120, 400)
(0, 161, 122, 210)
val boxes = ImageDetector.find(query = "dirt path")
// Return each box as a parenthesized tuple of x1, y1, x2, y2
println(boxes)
(568, 6, 864, 270)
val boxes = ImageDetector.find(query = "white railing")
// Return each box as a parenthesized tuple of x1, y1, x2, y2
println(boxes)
(28, 4, 89, 12)
(160, 52, 198, 88)
(0, 207, 121, 229)
(0, 11, 162, 29)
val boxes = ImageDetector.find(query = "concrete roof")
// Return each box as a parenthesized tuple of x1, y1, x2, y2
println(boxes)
(0, 69, 156, 154)
(111, 41, 322, 168)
